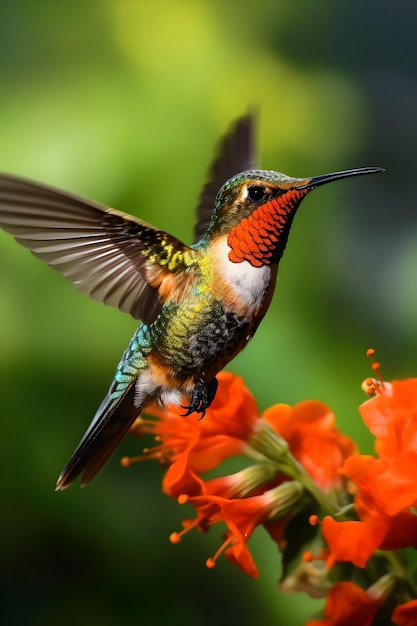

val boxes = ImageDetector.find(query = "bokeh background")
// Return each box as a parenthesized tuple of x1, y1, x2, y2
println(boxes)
(1, 2, 416, 625)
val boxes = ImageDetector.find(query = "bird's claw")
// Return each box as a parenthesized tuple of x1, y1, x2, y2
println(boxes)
(181, 377, 218, 419)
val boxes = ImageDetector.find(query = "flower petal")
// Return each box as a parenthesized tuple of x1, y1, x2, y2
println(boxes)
(264, 400, 356, 491)
(391, 599, 417, 626)
(307, 581, 381, 626)
(322, 517, 387, 568)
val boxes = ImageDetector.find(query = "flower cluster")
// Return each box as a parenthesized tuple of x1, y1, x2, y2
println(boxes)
(320, 356, 417, 573)
(123, 372, 354, 577)
(122, 354, 417, 625)
(307, 581, 417, 626)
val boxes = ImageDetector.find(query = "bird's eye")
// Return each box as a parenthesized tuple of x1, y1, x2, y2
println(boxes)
(247, 185, 267, 202)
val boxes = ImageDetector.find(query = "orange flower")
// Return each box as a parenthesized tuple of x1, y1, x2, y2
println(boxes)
(306, 581, 381, 626)
(358, 380, 417, 514)
(360, 379, 417, 463)
(357, 379, 417, 515)
(320, 374, 417, 567)
(391, 600, 417, 626)
(263, 400, 356, 491)
(322, 453, 417, 566)
(170, 479, 303, 578)
(321, 516, 385, 568)
(344, 452, 417, 526)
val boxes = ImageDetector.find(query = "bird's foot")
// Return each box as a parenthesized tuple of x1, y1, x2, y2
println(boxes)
(181, 377, 218, 418)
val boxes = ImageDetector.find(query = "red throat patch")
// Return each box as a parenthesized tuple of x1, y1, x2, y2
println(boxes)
(227, 188, 310, 267)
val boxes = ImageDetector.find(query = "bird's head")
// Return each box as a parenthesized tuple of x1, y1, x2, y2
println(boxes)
(206, 167, 383, 267)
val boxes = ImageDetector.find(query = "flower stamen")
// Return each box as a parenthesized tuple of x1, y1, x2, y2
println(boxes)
(300, 546, 334, 569)
(129, 416, 158, 437)
(326, 553, 336, 569)
(169, 516, 202, 544)
(206, 536, 235, 570)
(120, 448, 168, 467)
(364, 348, 386, 394)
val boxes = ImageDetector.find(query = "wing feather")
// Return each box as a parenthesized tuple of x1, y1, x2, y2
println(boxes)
(0, 174, 190, 323)
(0, 115, 255, 321)
(194, 113, 257, 241)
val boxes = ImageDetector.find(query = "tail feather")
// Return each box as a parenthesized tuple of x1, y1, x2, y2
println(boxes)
(56, 384, 141, 490)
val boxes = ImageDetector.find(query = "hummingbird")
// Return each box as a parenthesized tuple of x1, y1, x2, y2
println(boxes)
(0, 115, 383, 490)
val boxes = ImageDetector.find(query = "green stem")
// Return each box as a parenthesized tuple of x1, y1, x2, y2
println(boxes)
(381, 550, 417, 597)
(282, 452, 340, 516)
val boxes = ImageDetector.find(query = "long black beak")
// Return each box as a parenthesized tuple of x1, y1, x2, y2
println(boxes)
(302, 166, 385, 189)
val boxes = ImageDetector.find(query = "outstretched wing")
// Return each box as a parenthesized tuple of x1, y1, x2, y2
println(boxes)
(0, 175, 191, 324)
(0, 116, 256, 320)
(194, 112, 257, 242)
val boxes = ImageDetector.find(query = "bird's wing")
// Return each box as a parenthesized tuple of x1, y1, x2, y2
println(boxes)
(0, 174, 193, 324)
(194, 112, 257, 242)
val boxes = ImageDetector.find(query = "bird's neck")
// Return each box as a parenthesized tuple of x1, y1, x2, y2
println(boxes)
(209, 236, 277, 320)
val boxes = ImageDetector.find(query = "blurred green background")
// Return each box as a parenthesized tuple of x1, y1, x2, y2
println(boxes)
(1, 1, 416, 624)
